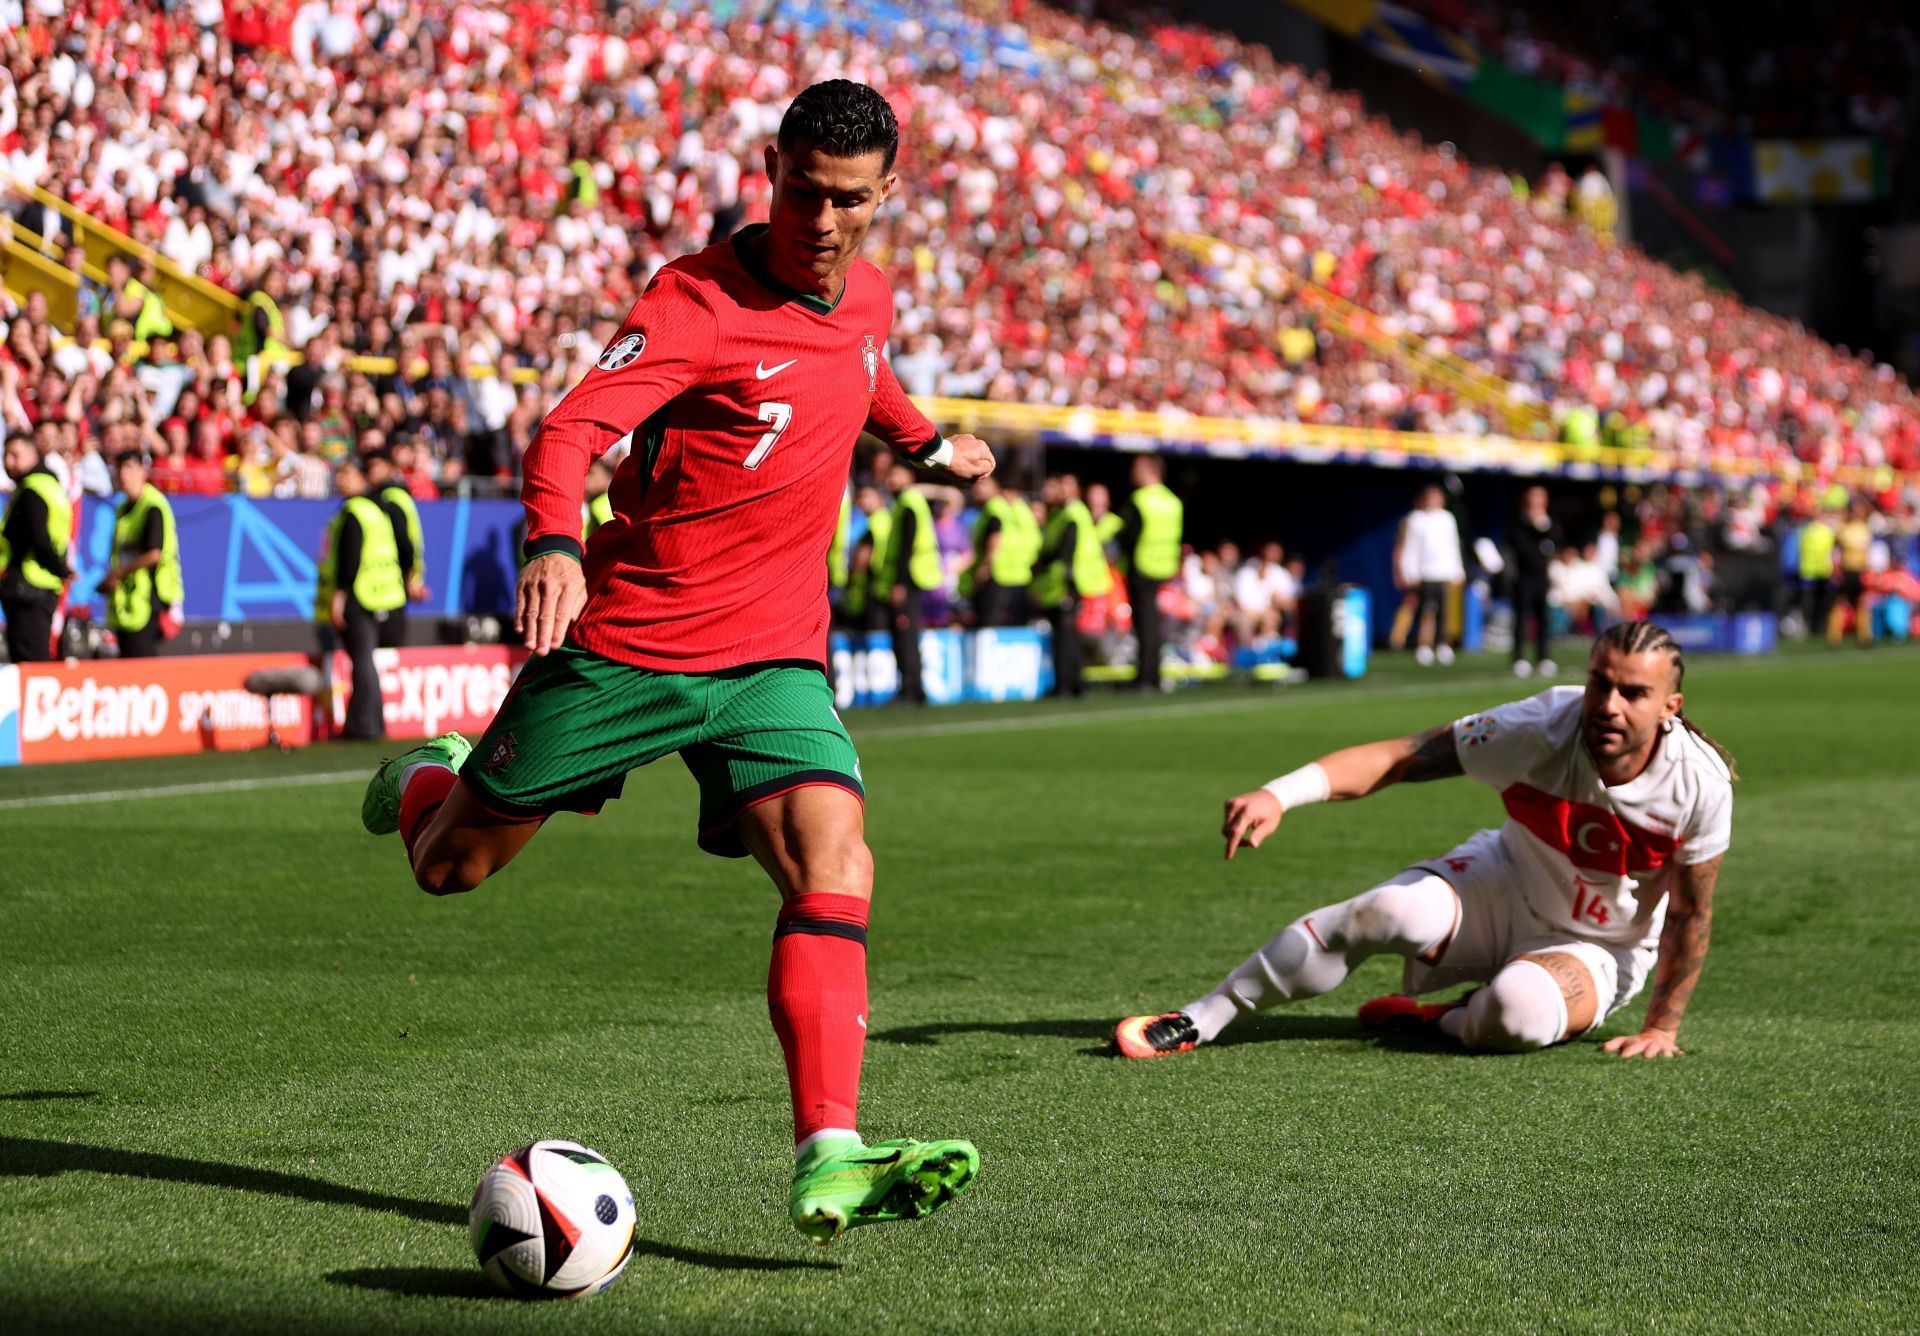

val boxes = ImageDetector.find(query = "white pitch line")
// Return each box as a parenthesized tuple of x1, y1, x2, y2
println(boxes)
(0, 769, 367, 811)
(3, 646, 1911, 809)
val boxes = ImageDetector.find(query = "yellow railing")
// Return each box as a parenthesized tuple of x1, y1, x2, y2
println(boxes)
(910, 394, 1908, 489)
(0, 175, 244, 337)
(0, 229, 84, 329)
(1165, 231, 1553, 439)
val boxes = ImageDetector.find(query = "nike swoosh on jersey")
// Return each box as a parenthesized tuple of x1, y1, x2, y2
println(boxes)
(756, 358, 799, 379)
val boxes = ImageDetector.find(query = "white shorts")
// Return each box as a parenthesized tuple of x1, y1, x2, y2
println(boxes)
(1403, 830, 1658, 1033)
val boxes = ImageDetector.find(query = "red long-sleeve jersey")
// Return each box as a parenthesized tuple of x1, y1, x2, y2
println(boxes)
(520, 225, 940, 671)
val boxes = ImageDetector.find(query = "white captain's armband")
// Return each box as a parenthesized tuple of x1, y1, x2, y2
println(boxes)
(1262, 763, 1330, 813)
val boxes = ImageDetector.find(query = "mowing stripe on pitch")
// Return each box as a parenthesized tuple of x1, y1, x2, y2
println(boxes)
(2, 646, 1910, 809)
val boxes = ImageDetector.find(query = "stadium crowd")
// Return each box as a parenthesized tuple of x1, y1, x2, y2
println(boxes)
(2, 0, 1917, 509)
(1404, 0, 1918, 140)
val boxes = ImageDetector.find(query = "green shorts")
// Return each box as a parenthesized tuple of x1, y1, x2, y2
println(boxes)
(460, 646, 863, 858)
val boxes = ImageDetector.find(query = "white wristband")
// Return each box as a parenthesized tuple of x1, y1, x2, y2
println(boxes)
(921, 436, 955, 468)
(1262, 763, 1331, 813)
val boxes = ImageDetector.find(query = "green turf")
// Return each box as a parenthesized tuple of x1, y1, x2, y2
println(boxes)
(3, 647, 1917, 1332)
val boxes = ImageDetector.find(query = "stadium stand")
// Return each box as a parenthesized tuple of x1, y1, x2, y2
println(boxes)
(1, 0, 1917, 499)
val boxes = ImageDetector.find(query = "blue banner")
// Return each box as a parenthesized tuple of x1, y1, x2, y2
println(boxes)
(69, 495, 524, 622)
(829, 628, 1054, 708)
(1651, 612, 1778, 655)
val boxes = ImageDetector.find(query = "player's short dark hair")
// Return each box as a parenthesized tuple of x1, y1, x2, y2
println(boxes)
(778, 80, 899, 174)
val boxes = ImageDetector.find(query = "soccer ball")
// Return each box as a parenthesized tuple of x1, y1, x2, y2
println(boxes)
(469, 1140, 637, 1299)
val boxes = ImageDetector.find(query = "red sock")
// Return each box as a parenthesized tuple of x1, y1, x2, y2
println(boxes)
(768, 893, 870, 1144)
(399, 765, 459, 857)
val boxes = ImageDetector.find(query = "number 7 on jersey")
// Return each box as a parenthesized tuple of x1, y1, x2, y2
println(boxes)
(745, 401, 792, 470)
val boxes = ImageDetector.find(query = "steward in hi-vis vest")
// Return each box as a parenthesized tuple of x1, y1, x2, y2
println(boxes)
(0, 433, 72, 664)
(365, 445, 428, 649)
(844, 486, 891, 630)
(104, 451, 183, 658)
(882, 464, 942, 705)
(961, 477, 1041, 628)
(1119, 454, 1184, 691)
(1035, 473, 1109, 699)
(317, 458, 405, 739)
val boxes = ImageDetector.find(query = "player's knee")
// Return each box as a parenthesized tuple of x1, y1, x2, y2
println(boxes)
(1462, 964, 1566, 1052)
(410, 839, 495, 896)
(794, 836, 873, 899)
(1345, 877, 1456, 952)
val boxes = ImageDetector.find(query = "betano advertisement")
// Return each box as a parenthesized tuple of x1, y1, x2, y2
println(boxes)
(328, 645, 528, 740)
(0, 632, 1055, 767)
(0, 653, 313, 766)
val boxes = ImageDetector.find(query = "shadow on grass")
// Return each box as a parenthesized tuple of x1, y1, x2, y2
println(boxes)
(869, 1018, 1116, 1046)
(871, 1013, 1375, 1057)
(0, 1136, 464, 1225)
(0, 1090, 98, 1101)
(1, 1136, 840, 1276)
(328, 1267, 497, 1300)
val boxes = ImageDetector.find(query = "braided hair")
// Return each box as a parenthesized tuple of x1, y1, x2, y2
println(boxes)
(1593, 621, 1739, 781)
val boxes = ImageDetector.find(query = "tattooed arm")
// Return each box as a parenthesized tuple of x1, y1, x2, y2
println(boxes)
(1222, 724, 1464, 859)
(1602, 854, 1720, 1059)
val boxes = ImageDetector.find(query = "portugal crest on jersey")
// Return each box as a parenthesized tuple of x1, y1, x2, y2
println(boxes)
(861, 335, 878, 393)
(597, 333, 646, 371)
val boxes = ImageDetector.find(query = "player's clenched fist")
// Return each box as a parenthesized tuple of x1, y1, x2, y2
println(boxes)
(1221, 789, 1283, 860)
(941, 433, 996, 482)
(516, 552, 588, 656)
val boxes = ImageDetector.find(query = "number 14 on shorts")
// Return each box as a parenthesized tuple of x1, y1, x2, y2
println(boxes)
(1571, 882, 1611, 927)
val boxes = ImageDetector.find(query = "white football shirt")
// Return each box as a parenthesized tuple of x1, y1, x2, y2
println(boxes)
(1452, 687, 1733, 947)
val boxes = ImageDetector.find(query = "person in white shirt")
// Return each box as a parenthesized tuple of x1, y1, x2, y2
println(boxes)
(1552, 544, 1621, 634)
(1116, 621, 1734, 1061)
(1401, 484, 1464, 665)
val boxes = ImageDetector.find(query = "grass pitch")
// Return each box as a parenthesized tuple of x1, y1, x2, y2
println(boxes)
(3, 648, 1917, 1333)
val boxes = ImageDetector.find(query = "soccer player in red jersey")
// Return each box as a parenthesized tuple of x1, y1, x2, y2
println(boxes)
(360, 82, 995, 1245)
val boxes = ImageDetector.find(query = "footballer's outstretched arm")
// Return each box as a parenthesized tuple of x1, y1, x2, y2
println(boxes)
(865, 355, 995, 483)
(1603, 854, 1719, 1060)
(1221, 724, 1464, 859)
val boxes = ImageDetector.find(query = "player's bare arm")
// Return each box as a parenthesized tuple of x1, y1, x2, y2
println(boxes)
(1223, 723, 1465, 859)
(1603, 853, 1719, 1060)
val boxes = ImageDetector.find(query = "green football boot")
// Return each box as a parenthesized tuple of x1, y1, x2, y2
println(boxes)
(360, 732, 472, 835)
(789, 1136, 980, 1246)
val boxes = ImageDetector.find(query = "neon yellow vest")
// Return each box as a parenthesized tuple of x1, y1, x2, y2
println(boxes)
(238, 289, 287, 362)
(127, 277, 174, 342)
(316, 495, 406, 618)
(0, 471, 70, 592)
(850, 507, 893, 615)
(1094, 511, 1124, 547)
(1124, 483, 1183, 580)
(828, 491, 853, 589)
(882, 488, 942, 593)
(584, 490, 614, 542)
(964, 495, 1041, 594)
(378, 482, 426, 583)
(1034, 500, 1111, 606)
(109, 485, 182, 631)
(1561, 405, 1600, 447)
(1798, 521, 1836, 580)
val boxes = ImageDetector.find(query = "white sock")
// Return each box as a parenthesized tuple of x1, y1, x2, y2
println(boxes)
(1183, 873, 1459, 1044)
(400, 760, 451, 792)
(796, 1127, 861, 1161)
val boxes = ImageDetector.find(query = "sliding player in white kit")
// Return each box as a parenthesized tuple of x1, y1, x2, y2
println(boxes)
(1116, 622, 1735, 1059)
